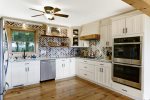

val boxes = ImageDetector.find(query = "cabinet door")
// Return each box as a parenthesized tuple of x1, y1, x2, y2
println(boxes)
(63, 59, 70, 78)
(104, 63, 112, 87)
(69, 58, 75, 76)
(27, 61, 40, 85)
(11, 62, 27, 87)
(107, 25, 112, 47)
(56, 59, 64, 79)
(79, 40, 89, 47)
(126, 14, 143, 35)
(100, 25, 108, 47)
(5, 63, 12, 89)
(96, 66, 105, 85)
(112, 19, 125, 37)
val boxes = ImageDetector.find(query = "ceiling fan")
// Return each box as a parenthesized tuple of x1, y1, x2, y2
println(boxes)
(29, 6, 69, 20)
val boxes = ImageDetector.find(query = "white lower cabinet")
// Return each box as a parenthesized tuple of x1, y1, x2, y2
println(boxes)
(95, 62, 112, 87)
(76, 59, 112, 88)
(11, 62, 27, 87)
(69, 58, 76, 76)
(56, 58, 75, 80)
(77, 60, 95, 82)
(112, 82, 142, 99)
(11, 61, 40, 88)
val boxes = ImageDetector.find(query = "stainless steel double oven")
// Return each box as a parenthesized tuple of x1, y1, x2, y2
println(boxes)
(112, 36, 142, 90)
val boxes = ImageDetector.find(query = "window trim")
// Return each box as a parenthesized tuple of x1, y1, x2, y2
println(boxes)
(7, 27, 39, 54)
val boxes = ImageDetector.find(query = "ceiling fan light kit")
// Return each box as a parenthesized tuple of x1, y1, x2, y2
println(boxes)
(30, 6, 69, 20)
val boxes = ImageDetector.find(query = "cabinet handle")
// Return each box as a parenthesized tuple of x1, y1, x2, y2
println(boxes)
(62, 64, 63, 67)
(25, 67, 27, 72)
(123, 28, 125, 33)
(84, 61, 87, 62)
(28, 67, 29, 71)
(84, 66, 87, 68)
(100, 64, 104, 65)
(84, 74, 87, 76)
(125, 28, 127, 33)
(101, 68, 103, 72)
(122, 89, 127, 92)
(99, 68, 101, 72)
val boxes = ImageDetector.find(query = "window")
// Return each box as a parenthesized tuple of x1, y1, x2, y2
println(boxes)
(11, 30, 35, 52)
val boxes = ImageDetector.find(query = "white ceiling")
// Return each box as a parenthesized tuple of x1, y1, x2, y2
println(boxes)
(0, 0, 133, 26)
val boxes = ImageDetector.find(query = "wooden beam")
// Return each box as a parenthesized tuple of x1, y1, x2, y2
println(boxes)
(122, 0, 150, 16)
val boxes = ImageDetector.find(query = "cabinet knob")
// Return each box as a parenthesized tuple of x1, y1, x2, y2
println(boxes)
(84, 74, 87, 76)
(123, 28, 125, 33)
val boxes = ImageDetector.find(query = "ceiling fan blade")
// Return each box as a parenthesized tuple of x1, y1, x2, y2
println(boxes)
(44, 6, 54, 13)
(29, 8, 45, 13)
(53, 8, 61, 13)
(54, 13, 69, 18)
(31, 14, 44, 17)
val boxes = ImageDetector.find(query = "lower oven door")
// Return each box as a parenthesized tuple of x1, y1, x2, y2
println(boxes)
(112, 63, 141, 90)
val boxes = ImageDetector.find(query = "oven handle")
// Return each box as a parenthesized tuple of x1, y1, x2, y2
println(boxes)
(112, 62, 141, 68)
(114, 42, 142, 45)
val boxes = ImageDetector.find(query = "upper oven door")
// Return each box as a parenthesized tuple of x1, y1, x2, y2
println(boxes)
(114, 43, 141, 65)
(113, 36, 142, 65)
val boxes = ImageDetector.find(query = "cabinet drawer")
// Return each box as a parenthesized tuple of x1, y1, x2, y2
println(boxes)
(95, 62, 106, 66)
(79, 69, 94, 81)
(112, 82, 141, 99)
(78, 63, 95, 73)
(78, 59, 95, 65)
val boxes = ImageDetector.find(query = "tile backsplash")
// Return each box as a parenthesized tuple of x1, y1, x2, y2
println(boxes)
(39, 36, 80, 58)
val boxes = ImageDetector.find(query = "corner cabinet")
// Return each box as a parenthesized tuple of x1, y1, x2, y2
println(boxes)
(11, 61, 40, 88)
(68, 28, 89, 47)
(112, 13, 144, 37)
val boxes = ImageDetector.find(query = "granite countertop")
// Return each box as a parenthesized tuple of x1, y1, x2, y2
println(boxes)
(9, 57, 112, 63)
(76, 57, 112, 63)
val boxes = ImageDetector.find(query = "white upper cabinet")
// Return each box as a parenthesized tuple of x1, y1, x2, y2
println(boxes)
(68, 27, 89, 47)
(100, 19, 112, 47)
(112, 18, 126, 37)
(81, 21, 100, 36)
(126, 14, 143, 35)
(112, 12, 144, 37)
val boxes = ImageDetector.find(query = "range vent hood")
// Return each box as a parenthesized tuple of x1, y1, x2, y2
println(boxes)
(122, 0, 150, 16)
(80, 34, 100, 40)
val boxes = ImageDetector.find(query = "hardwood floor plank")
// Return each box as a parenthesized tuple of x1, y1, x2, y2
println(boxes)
(4, 78, 132, 100)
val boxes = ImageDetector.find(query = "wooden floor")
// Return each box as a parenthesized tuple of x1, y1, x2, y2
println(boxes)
(4, 77, 132, 100)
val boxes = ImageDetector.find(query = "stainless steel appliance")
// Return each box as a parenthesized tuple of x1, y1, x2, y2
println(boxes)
(40, 59, 56, 81)
(0, 18, 9, 100)
(112, 63, 141, 89)
(112, 36, 142, 90)
(113, 36, 142, 65)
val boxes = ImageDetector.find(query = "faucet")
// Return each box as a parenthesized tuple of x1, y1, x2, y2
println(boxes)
(23, 50, 27, 59)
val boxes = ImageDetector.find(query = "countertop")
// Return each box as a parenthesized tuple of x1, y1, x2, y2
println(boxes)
(9, 57, 112, 63)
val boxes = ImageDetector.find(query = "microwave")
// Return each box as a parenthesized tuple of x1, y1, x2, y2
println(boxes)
(113, 36, 142, 65)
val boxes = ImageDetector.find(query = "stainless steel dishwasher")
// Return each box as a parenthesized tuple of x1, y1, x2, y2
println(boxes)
(40, 59, 56, 81)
